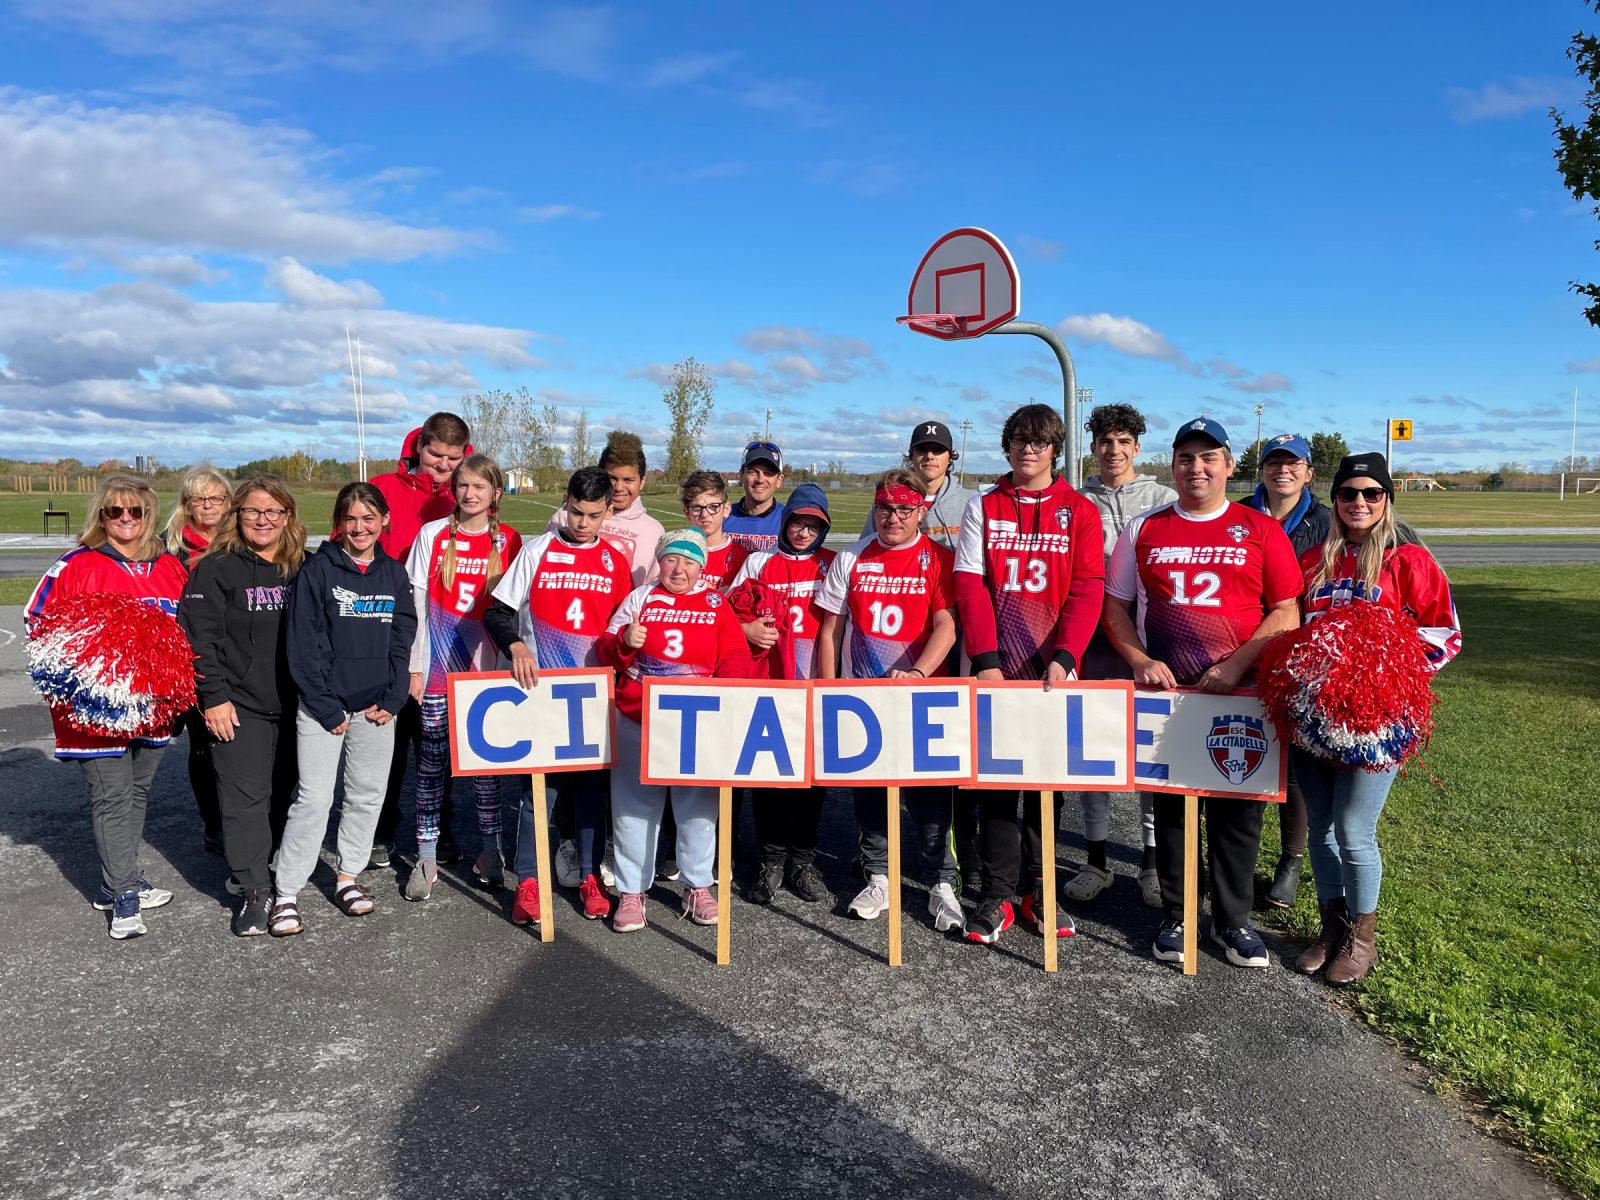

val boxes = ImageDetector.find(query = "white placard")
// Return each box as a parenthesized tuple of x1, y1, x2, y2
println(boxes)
(447, 669, 613, 776)
(973, 683, 1135, 789)
(809, 681, 975, 785)
(642, 680, 812, 787)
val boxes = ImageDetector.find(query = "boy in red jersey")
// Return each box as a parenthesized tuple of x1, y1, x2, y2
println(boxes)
(953, 403, 1105, 945)
(728, 482, 835, 904)
(680, 469, 748, 590)
(1102, 417, 1302, 969)
(486, 467, 635, 924)
(817, 470, 964, 934)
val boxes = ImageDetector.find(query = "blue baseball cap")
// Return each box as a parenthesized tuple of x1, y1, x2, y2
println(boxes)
(1261, 432, 1311, 464)
(1172, 416, 1231, 452)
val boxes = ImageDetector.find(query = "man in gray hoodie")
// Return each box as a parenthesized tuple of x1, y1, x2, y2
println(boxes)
(1069, 404, 1177, 909)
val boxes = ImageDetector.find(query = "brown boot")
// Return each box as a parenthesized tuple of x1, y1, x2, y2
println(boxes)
(1326, 911, 1378, 985)
(1295, 897, 1347, 974)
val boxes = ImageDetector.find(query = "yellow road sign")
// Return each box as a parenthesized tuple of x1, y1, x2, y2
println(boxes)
(1389, 419, 1413, 442)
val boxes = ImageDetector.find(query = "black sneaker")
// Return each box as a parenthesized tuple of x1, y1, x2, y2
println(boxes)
(964, 898, 1014, 945)
(656, 856, 682, 883)
(785, 862, 828, 904)
(745, 864, 782, 906)
(233, 889, 271, 937)
(1264, 854, 1303, 910)
(368, 844, 392, 869)
(436, 833, 462, 864)
(1152, 919, 1185, 963)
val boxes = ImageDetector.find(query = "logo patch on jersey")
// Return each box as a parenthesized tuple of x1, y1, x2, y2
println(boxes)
(1226, 523, 1250, 544)
(601, 549, 615, 572)
(546, 551, 576, 565)
(918, 547, 930, 571)
(1206, 715, 1268, 786)
(705, 591, 722, 608)
(332, 586, 395, 619)
(1055, 507, 1072, 530)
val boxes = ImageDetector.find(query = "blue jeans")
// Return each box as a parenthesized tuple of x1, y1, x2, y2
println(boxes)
(513, 770, 607, 882)
(1292, 749, 1399, 914)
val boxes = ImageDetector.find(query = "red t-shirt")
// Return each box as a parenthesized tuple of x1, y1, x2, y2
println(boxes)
(701, 538, 749, 592)
(1299, 542, 1462, 672)
(491, 531, 634, 670)
(816, 533, 954, 678)
(406, 519, 524, 691)
(598, 582, 753, 721)
(731, 547, 837, 680)
(1107, 500, 1302, 685)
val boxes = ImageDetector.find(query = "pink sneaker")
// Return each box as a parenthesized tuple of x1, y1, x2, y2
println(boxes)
(613, 892, 647, 932)
(681, 885, 718, 926)
(580, 874, 612, 920)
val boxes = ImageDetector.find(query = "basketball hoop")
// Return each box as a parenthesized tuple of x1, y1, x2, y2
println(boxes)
(898, 313, 971, 337)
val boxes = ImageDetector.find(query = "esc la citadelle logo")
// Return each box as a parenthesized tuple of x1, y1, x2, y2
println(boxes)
(1206, 714, 1268, 785)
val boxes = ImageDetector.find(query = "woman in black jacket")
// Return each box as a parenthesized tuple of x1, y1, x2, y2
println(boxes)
(179, 476, 307, 936)
(270, 482, 416, 936)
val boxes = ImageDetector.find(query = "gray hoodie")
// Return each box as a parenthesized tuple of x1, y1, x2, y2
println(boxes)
(1079, 472, 1178, 562)
(856, 473, 979, 550)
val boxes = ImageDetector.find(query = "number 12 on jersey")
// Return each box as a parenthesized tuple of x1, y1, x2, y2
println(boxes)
(1166, 570, 1220, 607)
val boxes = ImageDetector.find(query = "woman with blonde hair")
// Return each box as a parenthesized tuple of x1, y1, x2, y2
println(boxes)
(164, 463, 234, 854)
(178, 476, 308, 936)
(26, 475, 189, 939)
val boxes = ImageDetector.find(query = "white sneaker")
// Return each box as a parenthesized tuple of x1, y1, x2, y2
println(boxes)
(555, 839, 582, 889)
(1063, 863, 1114, 902)
(599, 842, 616, 890)
(848, 874, 890, 920)
(1139, 867, 1162, 909)
(928, 882, 964, 933)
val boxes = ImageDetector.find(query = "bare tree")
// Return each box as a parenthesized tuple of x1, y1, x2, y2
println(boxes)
(459, 390, 521, 468)
(569, 406, 595, 470)
(661, 357, 716, 482)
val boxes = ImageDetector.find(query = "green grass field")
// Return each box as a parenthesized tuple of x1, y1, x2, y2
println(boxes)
(1258, 565, 1600, 1196)
(3, 484, 1598, 537)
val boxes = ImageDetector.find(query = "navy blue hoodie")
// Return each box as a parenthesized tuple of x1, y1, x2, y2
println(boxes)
(285, 539, 416, 731)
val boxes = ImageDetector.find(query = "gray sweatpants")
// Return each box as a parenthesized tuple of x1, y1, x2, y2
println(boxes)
(274, 705, 396, 901)
(79, 744, 166, 896)
(1078, 789, 1157, 847)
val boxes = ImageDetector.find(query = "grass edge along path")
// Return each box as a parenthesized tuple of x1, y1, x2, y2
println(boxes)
(1259, 564, 1600, 1197)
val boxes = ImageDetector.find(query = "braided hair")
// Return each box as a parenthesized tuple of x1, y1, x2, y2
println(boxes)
(439, 454, 507, 592)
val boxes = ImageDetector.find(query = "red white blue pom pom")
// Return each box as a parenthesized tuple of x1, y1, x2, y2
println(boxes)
(27, 593, 196, 739)
(1257, 602, 1437, 772)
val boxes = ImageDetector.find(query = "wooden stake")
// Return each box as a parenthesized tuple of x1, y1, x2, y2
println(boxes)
(530, 772, 554, 943)
(1040, 789, 1058, 974)
(1183, 793, 1199, 977)
(716, 785, 732, 966)
(886, 785, 902, 968)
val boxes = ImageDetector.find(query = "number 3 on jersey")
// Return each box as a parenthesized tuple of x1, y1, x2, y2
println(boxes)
(1167, 569, 1221, 607)
(1002, 556, 1047, 594)
(661, 629, 684, 658)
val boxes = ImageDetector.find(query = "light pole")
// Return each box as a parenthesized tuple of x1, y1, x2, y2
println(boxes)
(1253, 403, 1265, 475)
(763, 408, 773, 443)
(957, 418, 973, 488)
(1076, 387, 1094, 479)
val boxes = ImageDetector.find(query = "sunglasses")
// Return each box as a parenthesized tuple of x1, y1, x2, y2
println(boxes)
(101, 505, 146, 520)
(745, 440, 780, 454)
(1336, 486, 1387, 503)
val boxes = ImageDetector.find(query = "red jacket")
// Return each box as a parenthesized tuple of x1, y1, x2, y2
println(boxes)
(370, 428, 470, 562)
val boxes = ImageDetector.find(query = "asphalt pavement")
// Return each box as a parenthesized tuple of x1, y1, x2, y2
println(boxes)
(0, 605, 1570, 1200)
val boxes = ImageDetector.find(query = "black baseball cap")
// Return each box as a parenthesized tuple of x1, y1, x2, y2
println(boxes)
(907, 420, 955, 455)
(742, 440, 782, 471)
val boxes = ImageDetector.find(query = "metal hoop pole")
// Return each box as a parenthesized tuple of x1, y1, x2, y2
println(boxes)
(994, 321, 1079, 487)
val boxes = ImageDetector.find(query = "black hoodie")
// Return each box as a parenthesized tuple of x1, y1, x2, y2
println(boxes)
(285, 539, 416, 731)
(179, 544, 299, 718)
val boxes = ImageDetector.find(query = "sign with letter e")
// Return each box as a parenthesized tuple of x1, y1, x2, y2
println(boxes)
(811, 680, 976, 786)
(1131, 687, 1286, 801)
(972, 682, 1134, 790)
(641, 679, 812, 787)
(447, 668, 614, 776)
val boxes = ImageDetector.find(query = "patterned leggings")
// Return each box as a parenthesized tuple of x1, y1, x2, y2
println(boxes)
(416, 693, 501, 850)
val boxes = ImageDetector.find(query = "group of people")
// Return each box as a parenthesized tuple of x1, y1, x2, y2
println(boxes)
(27, 399, 1461, 985)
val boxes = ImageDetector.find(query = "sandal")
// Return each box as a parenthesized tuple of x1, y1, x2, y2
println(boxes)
(268, 899, 304, 937)
(333, 881, 375, 916)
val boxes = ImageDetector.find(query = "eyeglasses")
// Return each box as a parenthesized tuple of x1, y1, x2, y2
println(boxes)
(189, 495, 228, 508)
(686, 502, 725, 518)
(874, 504, 921, 522)
(1336, 486, 1387, 503)
(101, 505, 145, 520)
(1008, 438, 1055, 453)
(240, 507, 289, 523)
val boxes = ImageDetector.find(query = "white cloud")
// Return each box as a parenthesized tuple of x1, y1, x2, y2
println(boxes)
(1227, 370, 1294, 395)
(627, 326, 884, 401)
(1567, 358, 1600, 374)
(1445, 76, 1576, 122)
(1057, 313, 1196, 371)
(643, 51, 741, 88)
(267, 258, 383, 309)
(516, 204, 601, 223)
(809, 159, 907, 197)
(117, 253, 226, 286)
(0, 90, 469, 262)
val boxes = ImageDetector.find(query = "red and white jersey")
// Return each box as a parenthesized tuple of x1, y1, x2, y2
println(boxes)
(731, 546, 838, 680)
(491, 531, 634, 670)
(1300, 542, 1462, 672)
(701, 537, 749, 592)
(816, 533, 954, 679)
(953, 474, 1105, 680)
(1107, 501, 1302, 686)
(406, 518, 523, 691)
(600, 582, 752, 721)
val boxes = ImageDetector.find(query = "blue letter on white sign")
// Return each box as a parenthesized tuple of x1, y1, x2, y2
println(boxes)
(466, 685, 530, 764)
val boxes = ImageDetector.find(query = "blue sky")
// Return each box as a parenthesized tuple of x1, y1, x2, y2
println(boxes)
(1, 2, 1597, 475)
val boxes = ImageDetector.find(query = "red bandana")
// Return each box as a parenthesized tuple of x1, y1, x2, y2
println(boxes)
(874, 484, 925, 509)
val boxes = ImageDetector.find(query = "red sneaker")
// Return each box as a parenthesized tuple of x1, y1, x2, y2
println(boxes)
(1019, 890, 1075, 938)
(579, 873, 612, 920)
(511, 878, 540, 926)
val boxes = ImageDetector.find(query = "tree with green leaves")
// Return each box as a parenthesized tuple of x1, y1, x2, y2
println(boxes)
(1236, 441, 1261, 478)
(1554, 3, 1600, 324)
(661, 357, 715, 482)
(1309, 431, 1350, 481)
